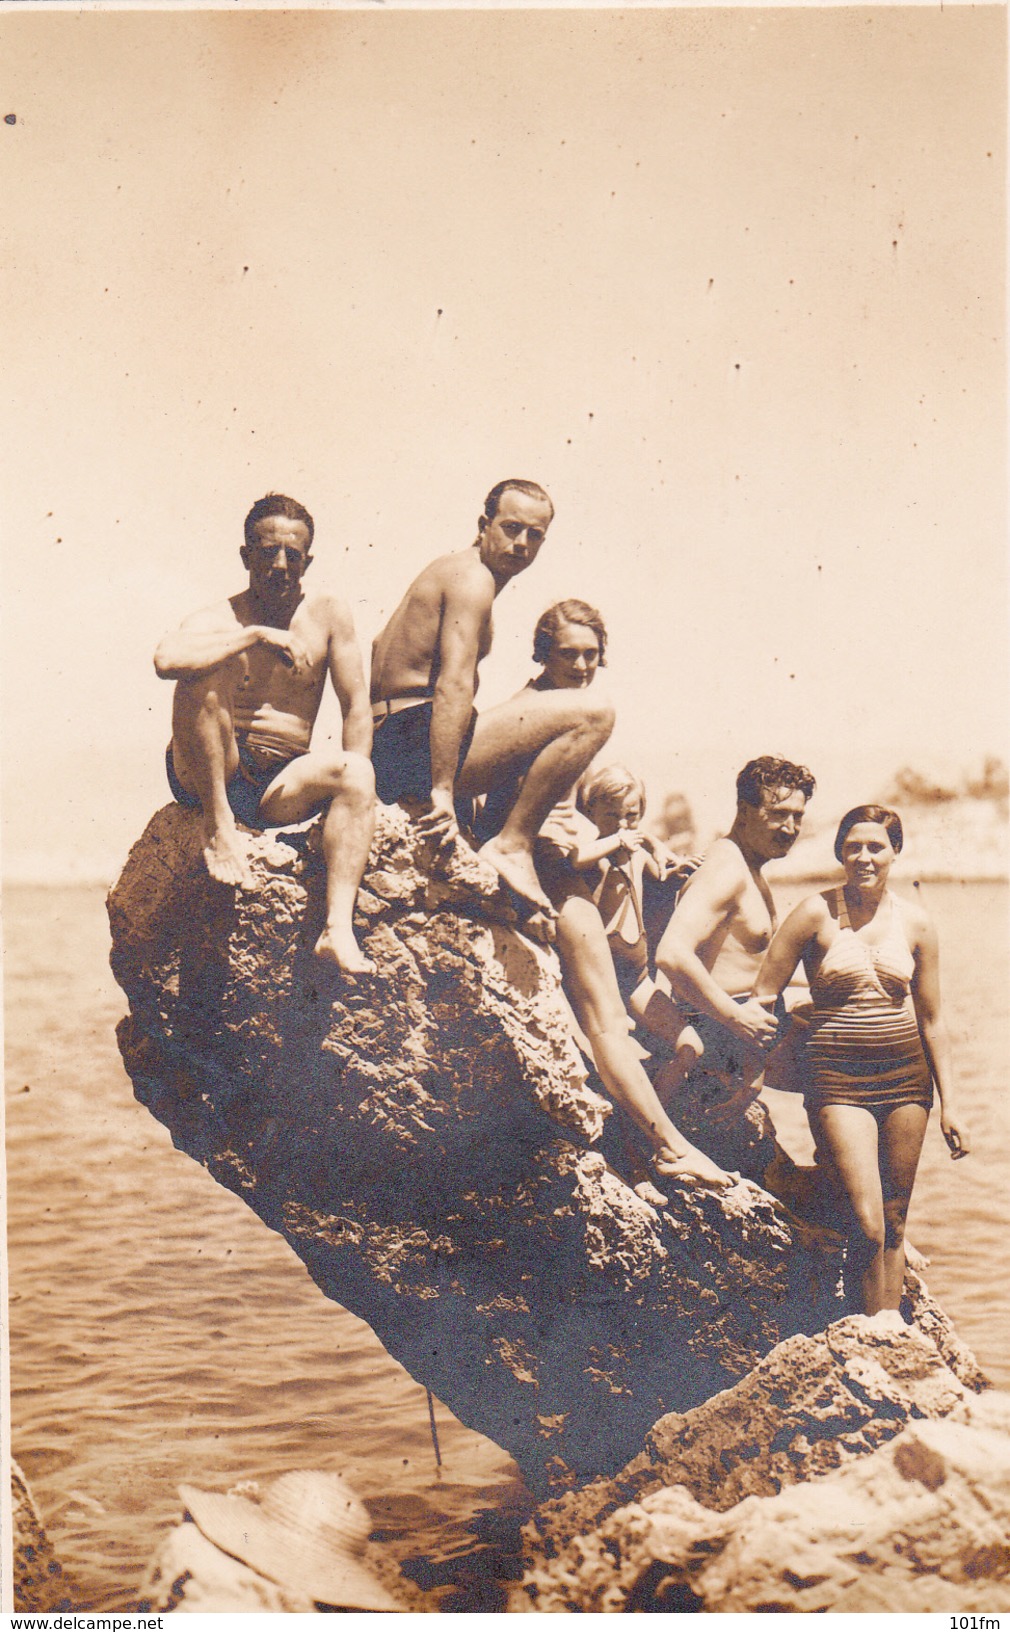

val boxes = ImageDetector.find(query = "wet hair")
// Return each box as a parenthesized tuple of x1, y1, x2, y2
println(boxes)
(243, 493, 315, 550)
(578, 763, 647, 820)
(532, 599, 608, 667)
(736, 756, 816, 809)
(482, 479, 554, 524)
(834, 804, 904, 862)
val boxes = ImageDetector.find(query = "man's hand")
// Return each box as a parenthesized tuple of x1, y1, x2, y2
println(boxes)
(729, 998, 781, 1048)
(257, 627, 311, 674)
(415, 788, 460, 862)
(709, 1079, 763, 1126)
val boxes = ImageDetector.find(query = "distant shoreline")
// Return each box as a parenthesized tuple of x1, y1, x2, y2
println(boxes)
(4, 868, 1009, 891)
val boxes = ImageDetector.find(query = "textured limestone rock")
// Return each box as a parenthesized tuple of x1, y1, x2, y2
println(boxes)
(512, 1317, 1006, 1613)
(108, 804, 975, 1491)
(12, 1460, 72, 1612)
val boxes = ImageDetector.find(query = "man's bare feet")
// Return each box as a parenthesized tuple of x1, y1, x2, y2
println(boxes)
(202, 821, 255, 890)
(478, 838, 555, 916)
(654, 1142, 733, 1190)
(314, 924, 376, 975)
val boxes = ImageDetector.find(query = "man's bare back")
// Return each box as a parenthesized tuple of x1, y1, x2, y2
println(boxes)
(370, 551, 493, 705)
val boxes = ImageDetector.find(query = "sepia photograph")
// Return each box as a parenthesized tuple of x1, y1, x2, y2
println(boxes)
(3, 0, 1008, 1614)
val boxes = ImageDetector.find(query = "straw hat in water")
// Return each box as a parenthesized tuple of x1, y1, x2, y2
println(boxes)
(179, 1470, 401, 1611)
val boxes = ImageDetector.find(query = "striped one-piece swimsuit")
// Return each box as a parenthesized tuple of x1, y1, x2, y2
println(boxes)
(804, 888, 933, 1112)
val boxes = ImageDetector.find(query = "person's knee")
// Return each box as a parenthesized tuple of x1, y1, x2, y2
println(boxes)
(882, 1197, 909, 1249)
(580, 693, 616, 742)
(324, 752, 375, 798)
(850, 1207, 886, 1254)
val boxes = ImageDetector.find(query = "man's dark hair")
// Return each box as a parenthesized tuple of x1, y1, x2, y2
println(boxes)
(243, 493, 315, 549)
(482, 478, 554, 524)
(736, 756, 816, 808)
(834, 804, 904, 861)
(532, 599, 608, 667)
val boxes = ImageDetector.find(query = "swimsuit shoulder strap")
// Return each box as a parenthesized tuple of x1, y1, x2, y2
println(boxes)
(833, 885, 851, 930)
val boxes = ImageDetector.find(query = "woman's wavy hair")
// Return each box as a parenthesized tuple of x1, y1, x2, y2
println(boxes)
(532, 599, 608, 667)
(834, 804, 904, 862)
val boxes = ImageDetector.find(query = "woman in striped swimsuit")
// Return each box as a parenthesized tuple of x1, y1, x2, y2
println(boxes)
(753, 805, 970, 1314)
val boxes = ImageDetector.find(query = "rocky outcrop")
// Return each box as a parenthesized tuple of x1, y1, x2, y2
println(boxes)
(513, 1316, 1010, 1613)
(108, 805, 982, 1492)
(12, 1460, 72, 1612)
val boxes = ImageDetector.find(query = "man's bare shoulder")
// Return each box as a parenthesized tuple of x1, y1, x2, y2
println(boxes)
(425, 547, 495, 609)
(299, 588, 359, 633)
(688, 836, 750, 897)
(177, 594, 246, 633)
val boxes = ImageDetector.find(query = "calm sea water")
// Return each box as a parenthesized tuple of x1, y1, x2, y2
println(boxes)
(5, 880, 1009, 1610)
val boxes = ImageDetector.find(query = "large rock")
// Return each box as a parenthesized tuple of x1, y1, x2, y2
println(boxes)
(12, 1460, 73, 1612)
(512, 1316, 1009, 1613)
(108, 805, 979, 1492)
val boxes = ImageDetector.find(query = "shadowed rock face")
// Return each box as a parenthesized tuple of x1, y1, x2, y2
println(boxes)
(12, 1461, 72, 1612)
(513, 1317, 1007, 1613)
(108, 805, 976, 1492)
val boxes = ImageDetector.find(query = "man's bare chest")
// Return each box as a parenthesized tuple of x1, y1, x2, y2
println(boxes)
(732, 877, 777, 955)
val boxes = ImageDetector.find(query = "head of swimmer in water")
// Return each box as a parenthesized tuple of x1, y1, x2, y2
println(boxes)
(733, 755, 816, 864)
(240, 493, 314, 613)
(533, 599, 608, 691)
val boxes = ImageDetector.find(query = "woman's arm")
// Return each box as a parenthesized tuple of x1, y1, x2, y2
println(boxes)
(909, 909, 971, 1158)
(752, 897, 824, 1006)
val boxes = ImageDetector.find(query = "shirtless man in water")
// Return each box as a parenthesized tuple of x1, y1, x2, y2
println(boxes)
(155, 493, 376, 974)
(370, 479, 614, 914)
(650, 756, 816, 1112)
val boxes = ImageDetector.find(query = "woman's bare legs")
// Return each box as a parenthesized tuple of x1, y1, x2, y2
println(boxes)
(554, 893, 731, 1189)
(878, 1102, 930, 1308)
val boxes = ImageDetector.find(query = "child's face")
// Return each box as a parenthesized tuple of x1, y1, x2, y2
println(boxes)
(591, 789, 643, 836)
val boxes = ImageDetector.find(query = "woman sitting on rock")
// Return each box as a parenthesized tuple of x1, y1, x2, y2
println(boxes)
(752, 804, 969, 1313)
(475, 600, 730, 1193)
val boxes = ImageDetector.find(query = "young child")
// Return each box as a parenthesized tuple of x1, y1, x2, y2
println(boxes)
(570, 765, 705, 1095)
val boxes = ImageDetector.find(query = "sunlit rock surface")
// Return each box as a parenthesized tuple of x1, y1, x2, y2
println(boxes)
(512, 1316, 1004, 1613)
(108, 804, 977, 1491)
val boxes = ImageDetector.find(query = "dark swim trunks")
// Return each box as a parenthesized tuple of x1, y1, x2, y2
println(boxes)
(166, 740, 300, 831)
(370, 700, 476, 832)
(642, 993, 787, 1080)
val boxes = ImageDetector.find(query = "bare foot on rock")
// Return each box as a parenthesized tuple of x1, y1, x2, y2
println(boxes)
(202, 820, 255, 890)
(634, 1178, 670, 1208)
(655, 1143, 733, 1190)
(478, 838, 555, 917)
(314, 925, 375, 975)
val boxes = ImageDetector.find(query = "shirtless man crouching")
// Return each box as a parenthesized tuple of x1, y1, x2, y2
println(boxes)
(369, 479, 614, 915)
(154, 493, 376, 974)
(649, 756, 817, 1115)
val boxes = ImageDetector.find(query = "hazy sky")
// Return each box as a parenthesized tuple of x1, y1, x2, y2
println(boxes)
(3, 5, 1005, 881)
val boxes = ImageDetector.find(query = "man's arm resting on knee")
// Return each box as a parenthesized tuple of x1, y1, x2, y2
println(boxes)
(155, 606, 302, 681)
(326, 598, 373, 756)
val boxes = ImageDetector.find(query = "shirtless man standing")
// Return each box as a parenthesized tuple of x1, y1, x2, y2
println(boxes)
(650, 756, 817, 1109)
(155, 493, 376, 974)
(369, 479, 615, 914)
